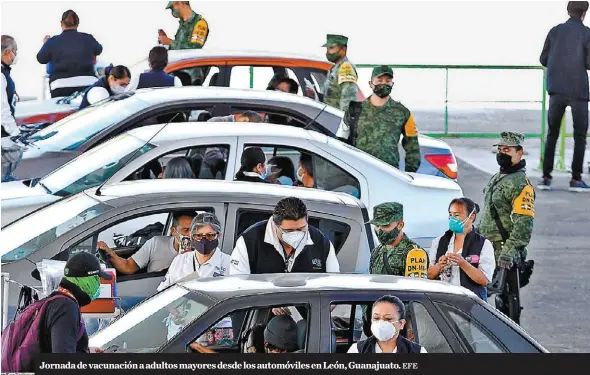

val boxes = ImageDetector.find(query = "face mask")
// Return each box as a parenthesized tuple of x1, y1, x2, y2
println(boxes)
(92, 285, 101, 301)
(174, 233, 191, 253)
(259, 164, 268, 180)
(375, 226, 400, 245)
(280, 230, 306, 249)
(110, 83, 125, 95)
(372, 84, 392, 98)
(326, 51, 341, 63)
(192, 238, 219, 255)
(496, 152, 513, 169)
(10, 51, 18, 66)
(448, 207, 476, 234)
(297, 167, 305, 182)
(171, 8, 181, 18)
(371, 320, 397, 342)
(277, 176, 294, 186)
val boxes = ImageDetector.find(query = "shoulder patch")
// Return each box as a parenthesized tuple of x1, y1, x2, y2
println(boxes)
(405, 248, 428, 278)
(190, 18, 208, 46)
(404, 114, 419, 137)
(337, 62, 358, 84)
(513, 184, 535, 217)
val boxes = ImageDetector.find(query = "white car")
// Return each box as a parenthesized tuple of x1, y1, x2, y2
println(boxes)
(2, 122, 462, 245)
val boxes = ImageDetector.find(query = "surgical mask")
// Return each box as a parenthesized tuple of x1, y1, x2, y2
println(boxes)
(375, 226, 400, 245)
(110, 84, 125, 95)
(280, 229, 306, 249)
(496, 152, 513, 169)
(277, 176, 294, 186)
(326, 51, 341, 63)
(448, 207, 476, 234)
(171, 8, 180, 18)
(297, 167, 304, 182)
(10, 51, 18, 66)
(372, 84, 392, 98)
(371, 320, 397, 342)
(192, 238, 219, 255)
(92, 285, 101, 301)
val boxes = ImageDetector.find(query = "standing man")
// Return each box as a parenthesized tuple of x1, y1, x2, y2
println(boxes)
(1, 35, 22, 182)
(158, 2, 209, 50)
(539, 1, 590, 192)
(336, 65, 421, 172)
(369, 202, 428, 279)
(322, 34, 359, 111)
(479, 132, 535, 323)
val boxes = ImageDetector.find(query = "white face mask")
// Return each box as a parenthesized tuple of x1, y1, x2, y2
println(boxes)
(280, 229, 306, 249)
(371, 320, 397, 342)
(297, 167, 304, 182)
(111, 83, 125, 95)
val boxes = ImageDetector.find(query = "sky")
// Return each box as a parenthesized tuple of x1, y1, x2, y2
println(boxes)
(0, 0, 582, 107)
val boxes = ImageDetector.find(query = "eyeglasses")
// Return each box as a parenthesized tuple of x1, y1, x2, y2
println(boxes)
(192, 233, 218, 241)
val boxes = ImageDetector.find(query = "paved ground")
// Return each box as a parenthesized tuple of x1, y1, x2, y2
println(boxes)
(457, 158, 590, 353)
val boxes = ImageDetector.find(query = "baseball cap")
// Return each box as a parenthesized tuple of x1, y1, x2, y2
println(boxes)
(264, 315, 298, 351)
(64, 252, 112, 280)
(371, 65, 394, 79)
(191, 212, 222, 233)
(322, 34, 348, 48)
(493, 131, 525, 147)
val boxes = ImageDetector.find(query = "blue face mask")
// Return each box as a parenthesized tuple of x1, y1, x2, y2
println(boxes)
(277, 176, 294, 186)
(448, 208, 475, 234)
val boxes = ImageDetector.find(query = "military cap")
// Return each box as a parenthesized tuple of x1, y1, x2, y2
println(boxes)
(368, 202, 403, 226)
(166, 1, 189, 9)
(371, 65, 394, 79)
(322, 34, 348, 48)
(493, 131, 525, 147)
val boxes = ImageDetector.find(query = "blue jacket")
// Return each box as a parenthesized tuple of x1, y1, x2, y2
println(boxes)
(37, 29, 103, 83)
(79, 77, 111, 110)
(136, 69, 175, 89)
(540, 17, 590, 101)
(1, 64, 16, 117)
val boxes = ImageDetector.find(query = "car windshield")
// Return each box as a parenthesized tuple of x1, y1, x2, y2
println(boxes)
(39, 133, 156, 197)
(1, 194, 113, 262)
(26, 94, 147, 152)
(89, 286, 212, 353)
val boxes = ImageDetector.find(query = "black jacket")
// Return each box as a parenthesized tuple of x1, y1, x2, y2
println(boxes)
(37, 29, 102, 83)
(540, 17, 590, 101)
(356, 335, 422, 353)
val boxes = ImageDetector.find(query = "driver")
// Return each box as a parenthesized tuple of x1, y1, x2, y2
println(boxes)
(97, 211, 196, 274)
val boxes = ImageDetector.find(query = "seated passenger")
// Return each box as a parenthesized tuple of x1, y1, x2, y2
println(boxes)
(297, 153, 315, 188)
(263, 315, 299, 353)
(267, 156, 296, 186)
(348, 295, 427, 353)
(235, 147, 269, 183)
(160, 156, 196, 179)
(207, 111, 263, 123)
(266, 72, 288, 90)
(275, 77, 299, 94)
(97, 211, 197, 274)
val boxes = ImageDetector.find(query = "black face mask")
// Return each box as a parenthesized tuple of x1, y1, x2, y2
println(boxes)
(192, 238, 219, 255)
(496, 152, 513, 170)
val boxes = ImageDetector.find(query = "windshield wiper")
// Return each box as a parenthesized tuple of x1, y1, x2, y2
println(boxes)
(37, 181, 52, 194)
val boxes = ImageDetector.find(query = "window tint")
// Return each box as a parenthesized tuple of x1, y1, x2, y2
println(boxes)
(310, 71, 327, 94)
(229, 66, 276, 90)
(248, 145, 361, 198)
(436, 302, 506, 353)
(409, 302, 452, 353)
(172, 66, 219, 87)
(235, 209, 351, 253)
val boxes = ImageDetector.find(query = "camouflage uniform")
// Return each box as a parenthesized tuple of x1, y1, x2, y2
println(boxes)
(322, 34, 359, 111)
(479, 132, 535, 267)
(166, 3, 209, 50)
(368, 202, 429, 278)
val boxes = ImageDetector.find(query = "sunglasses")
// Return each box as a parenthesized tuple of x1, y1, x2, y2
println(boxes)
(192, 233, 218, 241)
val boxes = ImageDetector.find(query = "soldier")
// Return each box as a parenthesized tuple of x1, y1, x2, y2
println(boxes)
(336, 65, 421, 172)
(321, 34, 359, 111)
(158, 2, 209, 50)
(369, 202, 429, 278)
(479, 131, 535, 323)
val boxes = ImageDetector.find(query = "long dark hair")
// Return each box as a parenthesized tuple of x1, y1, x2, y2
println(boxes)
(235, 147, 266, 180)
(449, 197, 480, 218)
(163, 157, 195, 179)
(268, 156, 296, 181)
(105, 64, 131, 80)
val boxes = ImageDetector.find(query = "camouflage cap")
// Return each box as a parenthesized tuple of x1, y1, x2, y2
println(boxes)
(493, 131, 525, 147)
(191, 212, 222, 233)
(322, 34, 348, 48)
(166, 1, 189, 9)
(368, 202, 403, 226)
(371, 65, 394, 79)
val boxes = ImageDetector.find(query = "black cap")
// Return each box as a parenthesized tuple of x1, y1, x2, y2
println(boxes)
(264, 315, 298, 351)
(64, 252, 112, 280)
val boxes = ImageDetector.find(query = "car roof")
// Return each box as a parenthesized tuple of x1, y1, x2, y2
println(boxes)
(178, 273, 476, 301)
(128, 121, 330, 145)
(130, 86, 341, 114)
(163, 49, 328, 64)
(94, 179, 362, 208)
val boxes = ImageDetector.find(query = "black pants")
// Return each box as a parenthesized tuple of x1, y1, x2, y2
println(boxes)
(50, 86, 89, 98)
(543, 94, 589, 180)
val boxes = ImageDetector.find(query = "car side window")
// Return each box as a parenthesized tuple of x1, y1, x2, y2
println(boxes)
(435, 302, 506, 353)
(409, 302, 452, 353)
(229, 66, 276, 90)
(172, 66, 220, 87)
(247, 145, 361, 198)
(234, 209, 351, 253)
(128, 145, 230, 181)
(97, 213, 168, 250)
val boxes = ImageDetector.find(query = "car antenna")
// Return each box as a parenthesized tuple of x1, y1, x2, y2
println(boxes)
(95, 113, 179, 197)
(303, 103, 328, 131)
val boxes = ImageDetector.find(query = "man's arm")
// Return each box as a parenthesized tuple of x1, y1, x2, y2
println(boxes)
(501, 183, 535, 264)
(229, 237, 251, 275)
(326, 242, 340, 272)
(585, 35, 590, 70)
(539, 29, 552, 67)
(91, 35, 103, 56)
(401, 112, 421, 172)
(339, 82, 359, 112)
(97, 241, 141, 274)
(1, 75, 18, 135)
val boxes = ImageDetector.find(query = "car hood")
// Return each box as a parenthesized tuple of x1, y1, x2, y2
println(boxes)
(13, 151, 80, 181)
(15, 97, 80, 119)
(0, 180, 47, 200)
(1, 194, 60, 227)
(406, 172, 462, 192)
